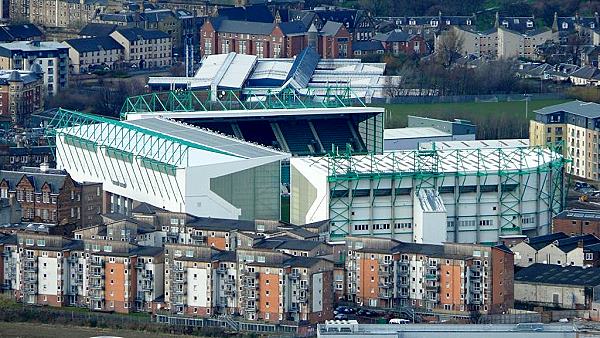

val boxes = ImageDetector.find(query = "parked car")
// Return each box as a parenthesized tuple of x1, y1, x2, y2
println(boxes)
(389, 318, 410, 324)
(334, 314, 348, 320)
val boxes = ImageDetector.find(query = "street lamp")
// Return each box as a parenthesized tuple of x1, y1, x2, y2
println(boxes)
(524, 94, 532, 119)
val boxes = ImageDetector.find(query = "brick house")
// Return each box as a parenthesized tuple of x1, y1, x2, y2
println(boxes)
(0, 167, 102, 227)
(373, 29, 427, 55)
(318, 21, 352, 59)
(553, 209, 600, 237)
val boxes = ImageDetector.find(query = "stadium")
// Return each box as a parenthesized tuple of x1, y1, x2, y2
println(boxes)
(121, 89, 385, 156)
(49, 109, 289, 221)
(290, 141, 568, 244)
(49, 88, 384, 221)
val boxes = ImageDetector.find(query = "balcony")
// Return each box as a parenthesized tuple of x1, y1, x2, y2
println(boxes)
(425, 273, 438, 280)
(89, 293, 103, 300)
(471, 287, 482, 294)
(25, 288, 36, 295)
(90, 270, 103, 278)
(23, 265, 36, 272)
(1, 282, 11, 290)
(24, 256, 36, 262)
(290, 271, 301, 280)
(172, 288, 185, 295)
(289, 304, 300, 312)
(471, 264, 482, 272)
(298, 293, 308, 302)
(67, 255, 78, 263)
(426, 295, 439, 302)
(141, 272, 154, 280)
(471, 298, 482, 305)
(399, 293, 409, 298)
(224, 278, 235, 285)
(89, 283, 103, 290)
(379, 291, 393, 299)
(141, 283, 153, 291)
(243, 283, 257, 289)
(90, 260, 103, 267)
(245, 303, 256, 311)
(379, 267, 391, 276)
(172, 265, 185, 272)
(379, 259, 392, 266)
(216, 266, 227, 274)
(136, 262, 145, 269)
(224, 288, 236, 296)
(425, 284, 439, 291)
(378, 281, 392, 289)
(246, 292, 258, 300)
(397, 268, 409, 276)
(398, 260, 409, 266)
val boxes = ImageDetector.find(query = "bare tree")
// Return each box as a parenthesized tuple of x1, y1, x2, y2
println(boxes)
(435, 28, 464, 69)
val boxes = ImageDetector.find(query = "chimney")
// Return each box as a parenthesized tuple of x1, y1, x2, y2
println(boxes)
(40, 162, 49, 173)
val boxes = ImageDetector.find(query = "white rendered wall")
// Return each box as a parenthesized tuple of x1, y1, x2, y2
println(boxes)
(187, 268, 208, 307)
(312, 272, 324, 312)
(38, 257, 58, 296)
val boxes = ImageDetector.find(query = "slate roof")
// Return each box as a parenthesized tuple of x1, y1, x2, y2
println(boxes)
(497, 16, 536, 33)
(0, 168, 68, 194)
(392, 242, 446, 256)
(556, 234, 600, 253)
(353, 40, 384, 52)
(213, 19, 275, 35)
(131, 245, 163, 257)
(100, 13, 139, 23)
(65, 36, 123, 53)
(313, 9, 364, 29)
(555, 209, 600, 221)
(187, 217, 257, 232)
(525, 232, 569, 250)
(515, 263, 600, 287)
(534, 100, 600, 118)
(213, 250, 236, 262)
(253, 238, 323, 251)
(279, 21, 308, 35)
(114, 27, 170, 41)
(141, 9, 176, 23)
(131, 202, 166, 214)
(218, 5, 274, 23)
(0, 24, 43, 42)
(373, 29, 413, 42)
(320, 21, 343, 36)
(79, 23, 117, 37)
(570, 66, 600, 80)
(283, 256, 326, 268)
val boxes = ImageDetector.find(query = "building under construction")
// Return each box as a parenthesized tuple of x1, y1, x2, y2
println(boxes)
(290, 141, 567, 244)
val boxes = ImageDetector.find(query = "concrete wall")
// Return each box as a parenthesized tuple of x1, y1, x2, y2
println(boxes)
(515, 282, 587, 309)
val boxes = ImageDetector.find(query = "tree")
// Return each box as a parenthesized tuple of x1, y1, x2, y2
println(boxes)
(435, 29, 464, 69)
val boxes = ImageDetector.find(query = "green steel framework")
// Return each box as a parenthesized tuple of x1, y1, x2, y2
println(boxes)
(119, 87, 366, 119)
(323, 143, 570, 241)
(46, 108, 245, 168)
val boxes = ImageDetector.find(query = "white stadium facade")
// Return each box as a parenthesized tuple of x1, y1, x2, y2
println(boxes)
(51, 109, 289, 220)
(290, 141, 568, 244)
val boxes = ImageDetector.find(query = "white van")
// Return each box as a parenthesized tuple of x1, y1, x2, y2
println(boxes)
(389, 318, 410, 324)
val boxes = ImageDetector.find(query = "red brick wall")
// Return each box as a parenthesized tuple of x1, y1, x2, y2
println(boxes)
(490, 247, 514, 314)
(553, 219, 600, 237)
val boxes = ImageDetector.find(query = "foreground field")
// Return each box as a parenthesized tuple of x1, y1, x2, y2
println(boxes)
(0, 322, 196, 338)
(375, 99, 569, 139)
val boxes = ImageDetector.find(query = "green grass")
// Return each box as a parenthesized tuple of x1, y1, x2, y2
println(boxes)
(373, 99, 569, 139)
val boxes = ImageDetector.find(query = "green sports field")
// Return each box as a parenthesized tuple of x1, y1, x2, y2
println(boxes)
(373, 99, 569, 139)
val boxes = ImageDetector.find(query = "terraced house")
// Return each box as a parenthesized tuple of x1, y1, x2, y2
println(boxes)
(0, 167, 102, 227)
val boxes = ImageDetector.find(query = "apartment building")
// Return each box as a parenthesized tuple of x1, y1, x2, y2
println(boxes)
(449, 26, 498, 58)
(0, 167, 102, 227)
(318, 21, 351, 59)
(497, 27, 556, 59)
(28, 0, 106, 28)
(0, 68, 44, 127)
(0, 41, 69, 96)
(529, 100, 600, 181)
(109, 28, 172, 69)
(344, 236, 514, 314)
(64, 36, 124, 74)
(164, 244, 218, 316)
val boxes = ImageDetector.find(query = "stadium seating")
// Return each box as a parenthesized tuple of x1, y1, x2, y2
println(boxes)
(277, 120, 316, 155)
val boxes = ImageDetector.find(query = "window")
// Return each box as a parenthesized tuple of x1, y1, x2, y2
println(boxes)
(585, 253, 594, 260)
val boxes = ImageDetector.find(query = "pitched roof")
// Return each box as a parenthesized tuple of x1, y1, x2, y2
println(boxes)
(373, 29, 413, 42)
(556, 234, 600, 253)
(534, 100, 600, 118)
(140, 9, 176, 23)
(0, 24, 43, 42)
(525, 232, 569, 250)
(320, 21, 343, 36)
(515, 263, 600, 287)
(353, 40, 384, 51)
(65, 36, 123, 53)
(113, 27, 170, 41)
(218, 5, 274, 23)
(283, 256, 327, 268)
(570, 66, 600, 80)
(213, 19, 275, 35)
(253, 238, 323, 251)
(279, 21, 308, 35)
(313, 9, 363, 29)
(79, 23, 117, 37)
(555, 208, 600, 221)
(0, 168, 68, 194)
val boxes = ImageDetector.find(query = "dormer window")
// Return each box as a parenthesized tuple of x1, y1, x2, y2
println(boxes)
(502, 21, 509, 27)
(409, 19, 416, 25)
(591, 23, 596, 29)
(526, 21, 533, 28)
(446, 20, 451, 25)
(514, 18, 520, 24)
(466, 19, 472, 25)
(562, 22, 569, 29)
(431, 20, 438, 27)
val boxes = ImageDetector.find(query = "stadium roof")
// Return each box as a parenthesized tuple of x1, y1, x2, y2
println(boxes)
(51, 109, 288, 168)
(419, 139, 529, 150)
(384, 127, 450, 140)
(555, 208, 600, 220)
(126, 118, 287, 160)
(125, 106, 383, 121)
(298, 146, 564, 178)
